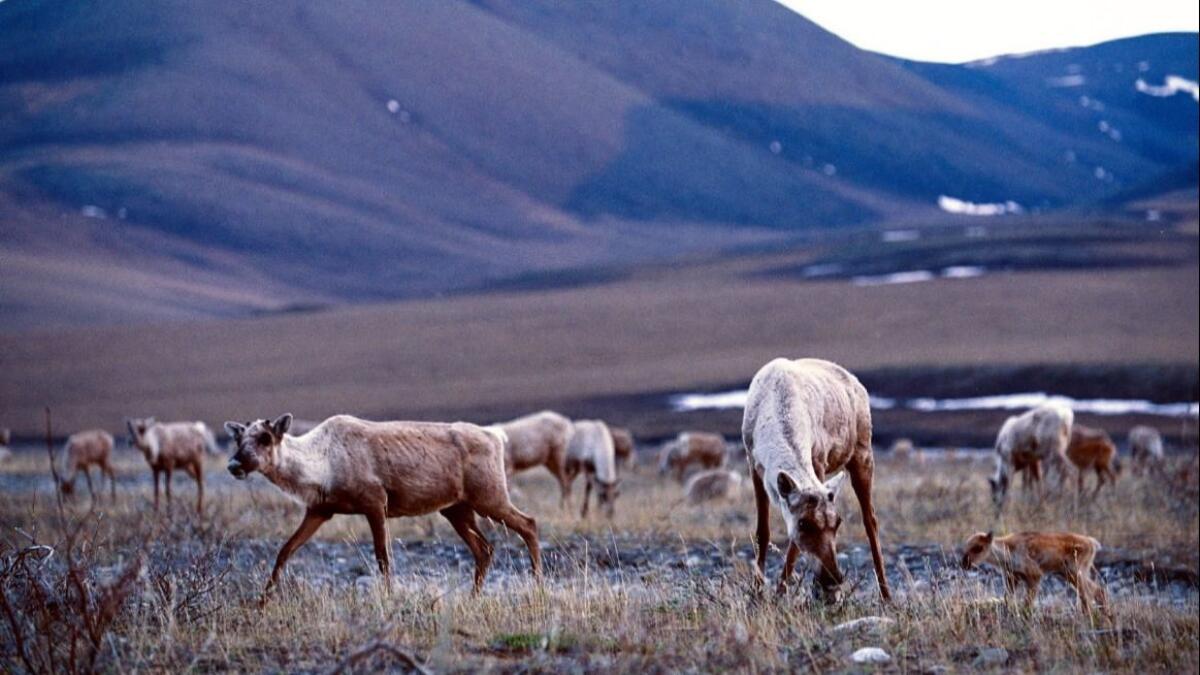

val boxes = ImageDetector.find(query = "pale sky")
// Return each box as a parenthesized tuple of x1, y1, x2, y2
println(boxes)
(777, 0, 1200, 63)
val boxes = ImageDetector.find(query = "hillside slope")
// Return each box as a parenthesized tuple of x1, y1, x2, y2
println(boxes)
(1, 1, 1195, 328)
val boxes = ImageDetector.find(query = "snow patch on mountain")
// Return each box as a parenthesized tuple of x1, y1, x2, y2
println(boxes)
(1135, 75, 1200, 102)
(1047, 74, 1086, 87)
(938, 196, 1023, 216)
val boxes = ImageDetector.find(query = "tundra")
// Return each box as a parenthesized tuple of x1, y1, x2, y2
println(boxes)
(58, 429, 117, 501)
(961, 531, 1107, 612)
(658, 431, 726, 482)
(224, 414, 541, 599)
(127, 418, 216, 514)
(742, 358, 891, 601)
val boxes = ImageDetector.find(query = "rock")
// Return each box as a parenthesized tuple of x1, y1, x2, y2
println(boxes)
(973, 647, 1009, 667)
(731, 621, 750, 646)
(834, 616, 896, 633)
(851, 647, 891, 664)
(848, 546, 869, 566)
(908, 575, 929, 588)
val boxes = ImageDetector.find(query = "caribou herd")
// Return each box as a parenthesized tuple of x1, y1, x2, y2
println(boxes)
(11, 357, 1176, 610)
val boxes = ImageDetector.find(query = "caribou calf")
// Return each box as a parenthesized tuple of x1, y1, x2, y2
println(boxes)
(1067, 424, 1120, 494)
(224, 414, 541, 600)
(961, 531, 1107, 612)
(1007, 424, 1121, 496)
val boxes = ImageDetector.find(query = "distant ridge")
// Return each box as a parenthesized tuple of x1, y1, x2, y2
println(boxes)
(1, 0, 1195, 327)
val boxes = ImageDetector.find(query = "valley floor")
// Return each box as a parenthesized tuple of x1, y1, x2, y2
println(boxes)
(2, 448, 1196, 672)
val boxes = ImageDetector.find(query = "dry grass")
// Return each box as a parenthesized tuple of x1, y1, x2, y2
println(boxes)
(1, 447, 1197, 672)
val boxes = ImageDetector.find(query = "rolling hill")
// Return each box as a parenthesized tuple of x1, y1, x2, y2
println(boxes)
(1, 0, 1196, 329)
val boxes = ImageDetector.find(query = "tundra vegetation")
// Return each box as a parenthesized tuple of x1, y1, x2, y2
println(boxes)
(0, 430, 1196, 672)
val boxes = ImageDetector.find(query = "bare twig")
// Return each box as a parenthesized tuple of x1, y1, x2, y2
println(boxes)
(46, 407, 64, 514)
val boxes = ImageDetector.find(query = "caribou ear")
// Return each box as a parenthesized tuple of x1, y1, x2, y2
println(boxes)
(271, 413, 293, 437)
(824, 472, 848, 502)
(984, 531, 994, 544)
(777, 471, 802, 508)
(224, 421, 246, 438)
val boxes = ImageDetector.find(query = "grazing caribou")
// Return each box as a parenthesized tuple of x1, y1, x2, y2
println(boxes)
(961, 531, 1107, 613)
(610, 426, 636, 469)
(1010, 448, 1044, 491)
(127, 418, 215, 514)
(1011, 423, 1122, 495)
(989, 404, 1074, 512)
(496, 410, 575, 507)
(1128, 425, 1165, 475)
(742, 358, 891, 601)
(58, 429, 117, 502)
(658, 431, 726, 482)
(565, 419, 619, 518)
(224, 414, 541, 600)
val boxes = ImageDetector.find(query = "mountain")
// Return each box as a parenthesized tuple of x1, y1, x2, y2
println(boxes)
(898, 32, 1199, 204)
(1, 0, 1196, 329)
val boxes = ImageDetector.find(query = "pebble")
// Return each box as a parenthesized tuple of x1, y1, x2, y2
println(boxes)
(973, 647, 1009, 667)
(834, 616, 896, 633)
(851, 647, 891, 664)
